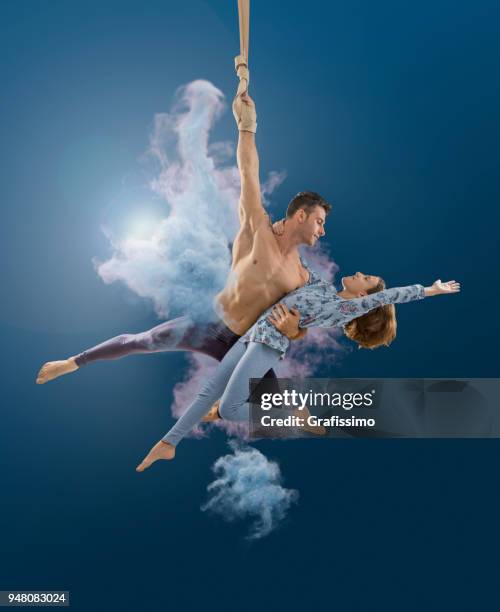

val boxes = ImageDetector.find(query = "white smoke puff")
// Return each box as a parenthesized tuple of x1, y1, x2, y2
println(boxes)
(201, 440, 299, 540)
(95, 79, 285, 321)
(261, 170, 287, 205)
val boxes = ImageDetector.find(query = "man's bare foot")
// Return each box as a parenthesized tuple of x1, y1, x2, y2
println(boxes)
(201, 401, 221, 422)
(136, 440, 176, 472)
(293, 408, 327, 436)
(36, 357, 79, 384)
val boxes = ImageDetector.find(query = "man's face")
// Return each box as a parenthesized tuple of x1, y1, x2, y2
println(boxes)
(341, 272, 381, 296)
(299, 205, 326, 245)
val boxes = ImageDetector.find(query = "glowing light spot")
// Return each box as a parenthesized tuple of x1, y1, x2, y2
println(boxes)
(125, 214, 159, 240)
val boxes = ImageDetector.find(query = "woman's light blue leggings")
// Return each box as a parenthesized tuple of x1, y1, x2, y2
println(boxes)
(162, 340, 281, 446)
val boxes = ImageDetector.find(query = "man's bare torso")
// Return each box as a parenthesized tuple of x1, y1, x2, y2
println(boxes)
(216, 214, 309, 335)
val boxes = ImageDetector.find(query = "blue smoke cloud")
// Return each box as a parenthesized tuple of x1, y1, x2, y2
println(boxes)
(95, 79, 285, 322)
(201, 440, 299, 540)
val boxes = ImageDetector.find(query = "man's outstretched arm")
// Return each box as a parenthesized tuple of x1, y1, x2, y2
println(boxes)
(237, 129, 266, 230)
(233, 92, 266, 231)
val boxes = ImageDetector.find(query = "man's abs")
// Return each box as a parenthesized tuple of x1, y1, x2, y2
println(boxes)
(216, 282, 285, 335)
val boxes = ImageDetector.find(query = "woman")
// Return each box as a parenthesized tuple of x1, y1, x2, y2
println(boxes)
(136, 262, 460, 471)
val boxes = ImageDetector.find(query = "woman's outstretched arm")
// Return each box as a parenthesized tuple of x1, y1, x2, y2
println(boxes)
(338, 280, 460, 322)
(267, 280, 460, 336)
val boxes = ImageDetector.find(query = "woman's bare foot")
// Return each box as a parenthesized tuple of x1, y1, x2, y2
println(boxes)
(136, 441, 176, 472)
(201, 400, 221, 422)
(36, 357, 78, 384)
(293, 408, 327, 436)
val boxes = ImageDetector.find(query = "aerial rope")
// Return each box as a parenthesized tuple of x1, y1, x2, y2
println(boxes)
(233, 0, 257, 133)
(235, 0, 250, 94)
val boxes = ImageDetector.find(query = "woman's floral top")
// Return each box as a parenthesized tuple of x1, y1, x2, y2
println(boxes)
(240, 258, 426, 356)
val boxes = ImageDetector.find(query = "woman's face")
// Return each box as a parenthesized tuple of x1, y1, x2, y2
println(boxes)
(341, 272, 381, 296)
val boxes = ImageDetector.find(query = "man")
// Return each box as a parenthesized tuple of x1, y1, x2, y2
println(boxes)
(216, 91, 329, 335)
(36, 61, 331, 391)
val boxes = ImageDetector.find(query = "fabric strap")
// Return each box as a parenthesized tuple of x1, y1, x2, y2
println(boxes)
(235, 0, 250, 95)
(237, 0, 249, 64)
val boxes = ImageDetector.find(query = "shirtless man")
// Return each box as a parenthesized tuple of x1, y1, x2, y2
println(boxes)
(216, 94, 329, 335)
(36, 68, 331, 387)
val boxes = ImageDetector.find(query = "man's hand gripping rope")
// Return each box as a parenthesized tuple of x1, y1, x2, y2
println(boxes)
(232, 55, 257, 133)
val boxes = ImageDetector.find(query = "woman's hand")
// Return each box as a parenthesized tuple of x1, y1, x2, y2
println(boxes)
(425, 280, 461, 296)
(272, 218, 286, 236)
(267, 303, 306, 340)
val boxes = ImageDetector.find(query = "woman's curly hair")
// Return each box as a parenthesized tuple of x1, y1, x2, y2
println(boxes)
(343, 278, 397, 349)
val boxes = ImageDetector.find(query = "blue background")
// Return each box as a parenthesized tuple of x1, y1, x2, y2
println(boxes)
(1, 1, 499, 610)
